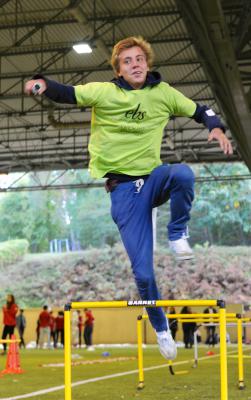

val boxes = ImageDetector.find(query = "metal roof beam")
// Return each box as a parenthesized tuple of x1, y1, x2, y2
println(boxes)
(176, 0, 251, 171)
(0, 9, 180, 30)
(0, 80, 212, 100)
(234, 0, 251, 55)
(0, 36, 192, 58)
(0, 18, 77, 31)
(1, 8, 69, 57)
(0, 58, 200, 80)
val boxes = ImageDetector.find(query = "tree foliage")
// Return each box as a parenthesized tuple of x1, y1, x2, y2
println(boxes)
(0, 163, 250, 251)
(191, 163, 251, 245)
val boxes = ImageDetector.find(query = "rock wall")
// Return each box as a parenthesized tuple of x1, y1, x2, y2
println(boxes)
(1, 244, 251, 307)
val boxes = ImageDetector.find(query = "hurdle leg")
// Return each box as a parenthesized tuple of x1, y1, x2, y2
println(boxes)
(219, 302, 228, 400)
(137, 316, 144, 389)
(237, 316, 245, 389)
(64, 305, 72, 400)
(193, 329, 198, 368)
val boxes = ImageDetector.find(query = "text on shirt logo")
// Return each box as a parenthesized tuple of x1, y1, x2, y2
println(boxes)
(125, 103, 146, 120)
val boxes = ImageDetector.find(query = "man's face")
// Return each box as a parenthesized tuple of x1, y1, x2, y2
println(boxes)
(118, 46, 149, 89)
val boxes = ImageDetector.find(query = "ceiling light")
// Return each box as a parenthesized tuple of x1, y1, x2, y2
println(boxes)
(73, 43, 92, 54)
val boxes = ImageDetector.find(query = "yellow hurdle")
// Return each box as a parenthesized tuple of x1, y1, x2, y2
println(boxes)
(168, 313, 249, 391)
(64, 299, 228, 400)
(64, 305, 72, 400)
(219, 307, 228, 400)
(136, 316, 144, 390)
(138, 309, 230, 398)
(237, 316, 244, 390)
(70, 299, 219, 309)
(190, 314, 249, 390)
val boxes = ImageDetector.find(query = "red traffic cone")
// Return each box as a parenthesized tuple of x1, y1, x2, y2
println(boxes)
(0, 335, 24, 376)
(206, 350, 215, 356)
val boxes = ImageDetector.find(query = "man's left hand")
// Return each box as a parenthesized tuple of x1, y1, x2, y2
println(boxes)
(208, 128, 233, 155)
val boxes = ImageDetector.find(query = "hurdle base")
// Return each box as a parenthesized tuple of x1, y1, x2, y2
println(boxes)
(238, 381, 245, 390)
(137, 381, 145, 390)
(168, 365, 175, 375)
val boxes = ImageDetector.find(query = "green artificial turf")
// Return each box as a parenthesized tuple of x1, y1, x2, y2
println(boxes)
(0, 346, 251, 400)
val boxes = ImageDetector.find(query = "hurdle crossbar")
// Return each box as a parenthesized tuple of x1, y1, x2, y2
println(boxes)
(0, 339, 20, 344)
(64, 299, 227, 400)
(70, 300, 219, 309)
(165, 313, 237, 319)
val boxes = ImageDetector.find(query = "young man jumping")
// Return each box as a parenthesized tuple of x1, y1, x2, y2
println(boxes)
(25, 36, 232, 360)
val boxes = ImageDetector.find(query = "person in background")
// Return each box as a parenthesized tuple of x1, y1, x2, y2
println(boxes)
(25, 36, 232, 361)
(36, 319, 40, 348)
(1, 294, 18, 355)
(71, 310, 79, 346)
(180, 306, 196, 349)
(168, 306, 178, 341)
(84, 308, 95, 350)
(38, 305, 51, 349)
(16, 309, 26, 348)
(204, 306, 217, 346)
(77, 310, 83, 348)
(49, 311, 56, 348)
(55, 311, 64, 348)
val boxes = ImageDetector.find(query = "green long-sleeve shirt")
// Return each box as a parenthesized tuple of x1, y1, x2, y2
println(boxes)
(75, 81, 196, 178)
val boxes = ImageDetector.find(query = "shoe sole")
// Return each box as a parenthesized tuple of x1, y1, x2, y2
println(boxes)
(175, 255, 194, 261)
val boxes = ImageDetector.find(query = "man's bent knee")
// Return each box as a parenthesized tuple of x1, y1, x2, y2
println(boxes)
(170, 164, 195, 186)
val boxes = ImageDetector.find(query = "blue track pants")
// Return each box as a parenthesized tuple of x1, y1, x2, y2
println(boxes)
(110, 164, 195, 331)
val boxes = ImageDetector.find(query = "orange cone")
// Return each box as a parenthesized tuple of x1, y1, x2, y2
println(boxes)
(0, 335, 24, 376)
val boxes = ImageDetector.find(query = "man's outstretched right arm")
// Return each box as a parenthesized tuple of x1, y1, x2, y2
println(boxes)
(24, 75, 77, 104)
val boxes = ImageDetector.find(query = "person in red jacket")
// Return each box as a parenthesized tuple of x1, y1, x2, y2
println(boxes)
(84, 309, 95, 350)
(38, 305, 51, 349)
(1, 294, 18, 355)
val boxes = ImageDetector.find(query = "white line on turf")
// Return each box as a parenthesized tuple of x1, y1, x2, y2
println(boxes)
(0, 349, 240, 400)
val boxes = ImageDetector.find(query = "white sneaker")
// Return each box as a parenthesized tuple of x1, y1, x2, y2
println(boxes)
(86, 346, 95, 351)
(156, 330, 177, 360)
(169, 237, 194, 261)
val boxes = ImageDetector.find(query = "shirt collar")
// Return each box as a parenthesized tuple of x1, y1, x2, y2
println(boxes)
(111, 71, 162, 90)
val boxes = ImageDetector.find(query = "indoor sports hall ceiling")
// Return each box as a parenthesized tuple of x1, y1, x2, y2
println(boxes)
(0, 0, 251, 185)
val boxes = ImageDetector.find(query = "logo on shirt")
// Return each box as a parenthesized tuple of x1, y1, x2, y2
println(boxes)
(125, 103, 146, 120)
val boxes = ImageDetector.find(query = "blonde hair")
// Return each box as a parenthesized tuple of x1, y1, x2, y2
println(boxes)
(110, 36, 154, 76)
